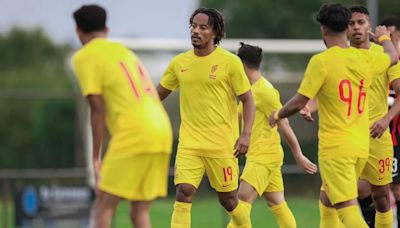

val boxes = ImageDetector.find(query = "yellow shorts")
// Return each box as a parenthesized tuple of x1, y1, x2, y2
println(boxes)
(99, 153, 170, 201)
(174, 152, 238, 192)
(240, 160, 284, 196)
(320, 157, 367, 205)
(360, 136, 393, 186)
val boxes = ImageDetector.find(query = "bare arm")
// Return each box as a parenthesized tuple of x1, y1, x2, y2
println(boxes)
(269, 93, 310, 127)
(299, 99, 317, 122)
(157, 84, 172, 101)
(234, 91, 255, 157)
(87, 95, 106, 190)
(374, 26, 398, 66)
(371, 79, 400, 138)
(278, 118, 317, 174)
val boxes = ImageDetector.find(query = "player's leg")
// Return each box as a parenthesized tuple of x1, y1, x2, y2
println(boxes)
(171, 152, 205, 228)
(263, 166, 296, 228)
(89, 190, 120, 228)
(360, 139, 393, 228)
(391, 148, 400, 226)
(263, 191, 296, 228)
(130, 201, 152, 228)
(319, 191, 344, 228)
(357, 180, 375, 227)
(320, 157, 368, 228)
(371, 184, 392, 228)
(203, 156, 251, 227)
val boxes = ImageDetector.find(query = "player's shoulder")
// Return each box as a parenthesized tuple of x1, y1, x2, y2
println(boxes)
(215, 47, 241, 62)
(254, 77, 279, 98)
(369, 42, 384, 53)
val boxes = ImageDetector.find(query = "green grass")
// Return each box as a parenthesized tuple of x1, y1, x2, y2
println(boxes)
(114, 197, 319, 228)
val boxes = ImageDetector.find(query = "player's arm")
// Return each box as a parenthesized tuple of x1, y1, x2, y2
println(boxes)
(157, 84, 172, 101)
(371, 78, 400, 138)
(269, 93, 310, 127)
(87, 95, 106, 190)
(299, 99, 317, 122)
(277, 118, 317, 174)
(234, 91, 255, 157)
(374, 25, 398, 66)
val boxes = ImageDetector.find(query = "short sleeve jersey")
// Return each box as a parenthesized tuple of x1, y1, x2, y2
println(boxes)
(160, 47, 251, 158)
(72, 38, 172, 158)
(297, 46, 390, 160)
(239, 77, 283, 161)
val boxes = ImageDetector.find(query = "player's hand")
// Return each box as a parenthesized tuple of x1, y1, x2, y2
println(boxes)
(234, 133, 250, 157)
(294, 154, 317, 174)
(269, 111, 279, 127)
(370, 117, 390, 138)
(93, 159, 102, 195)
(299, 105, 314, 122)
(370, 25, 390, 43)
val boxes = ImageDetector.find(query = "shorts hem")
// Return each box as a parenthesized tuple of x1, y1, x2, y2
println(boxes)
(99, 184, 166, 201)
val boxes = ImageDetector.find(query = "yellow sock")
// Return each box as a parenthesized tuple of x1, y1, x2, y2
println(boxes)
(319, 201, 345, 228)
(171, 201, 192, 228)
(269, 201, 296, 228)
(227, 200, 252, 228)
(337, 205, 368, 228)
(375, 210, 393, 228)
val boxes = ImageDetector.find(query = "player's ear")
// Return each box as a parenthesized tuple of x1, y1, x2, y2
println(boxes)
(104, 26, 110, 35)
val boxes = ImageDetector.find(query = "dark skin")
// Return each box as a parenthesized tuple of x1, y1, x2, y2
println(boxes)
(269, 25, 397, 211)
(157, 12, 255, 212)
(348, 12, 400, 214)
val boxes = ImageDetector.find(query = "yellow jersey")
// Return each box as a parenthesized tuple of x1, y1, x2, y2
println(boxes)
(369, 43, 400, 124)
(160, 47, 251, 158)
(72, 38, 172, 159)
(239, 77, 283, 162)
(298, 46, 390, 160)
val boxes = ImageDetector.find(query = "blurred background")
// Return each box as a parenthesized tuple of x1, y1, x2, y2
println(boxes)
(0, 0, 399, 227)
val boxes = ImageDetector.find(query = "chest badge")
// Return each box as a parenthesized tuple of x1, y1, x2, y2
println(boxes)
(209, 64, 218, 79)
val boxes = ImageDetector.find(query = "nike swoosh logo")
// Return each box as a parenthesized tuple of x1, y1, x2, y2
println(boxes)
(222, 183, 232, 188)
(181, 69, 189, 73)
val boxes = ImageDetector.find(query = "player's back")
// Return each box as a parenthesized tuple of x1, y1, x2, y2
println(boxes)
(299, 46, 389, 160)
(73, 38, 172, 156)
(241, 77, 283, 161)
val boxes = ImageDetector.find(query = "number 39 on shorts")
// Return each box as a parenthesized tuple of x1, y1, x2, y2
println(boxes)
(339, 79, 366, 117)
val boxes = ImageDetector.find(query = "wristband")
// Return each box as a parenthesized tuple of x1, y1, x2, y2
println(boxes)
(378, 35, 391, 43)
(274, 110, 280, 121)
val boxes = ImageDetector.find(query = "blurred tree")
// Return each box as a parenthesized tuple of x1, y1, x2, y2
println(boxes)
(0, 28, 76, 168)
(200, 0, 397, 38)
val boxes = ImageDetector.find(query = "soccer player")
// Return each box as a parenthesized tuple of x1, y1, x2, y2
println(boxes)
(236, 42, 317, 228)
(72, 5, 172, 228)
(269, 3, 398, 228)
(157, 8, 255, 228)
(382, 15, 400, 227)
(347, 7, 400, 228)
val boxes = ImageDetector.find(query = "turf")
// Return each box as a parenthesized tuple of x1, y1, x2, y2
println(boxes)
(114, 196, 319, 227)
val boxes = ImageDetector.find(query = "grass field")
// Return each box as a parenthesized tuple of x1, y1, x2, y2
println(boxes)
(114, 196, 319, 228)
(0, 196, 319, 227)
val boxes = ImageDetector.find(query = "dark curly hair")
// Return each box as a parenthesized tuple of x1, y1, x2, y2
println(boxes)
(316, 4, 352, 32)
(190, 8, 225, 45)
(349, 6, 369, 16)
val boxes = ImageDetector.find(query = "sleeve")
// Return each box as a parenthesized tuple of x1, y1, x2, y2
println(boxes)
(389, 61, 400, 83)
(72, 53, 103, 96)
(229, 56, 251, 96)
(160, 59, 179, 91)
(258, 88, 283, 115)
(297, 55, 326, 99)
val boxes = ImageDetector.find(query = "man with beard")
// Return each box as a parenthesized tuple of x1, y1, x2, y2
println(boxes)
(157, 8, 255, 228)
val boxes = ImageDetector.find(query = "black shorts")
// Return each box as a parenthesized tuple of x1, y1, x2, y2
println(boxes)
(391, 113, 400, 184)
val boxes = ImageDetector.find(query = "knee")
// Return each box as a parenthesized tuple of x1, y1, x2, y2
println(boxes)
(219, 193, 238, 211)
(176, 184, 196, 203)
(372, 188, 390, 211)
